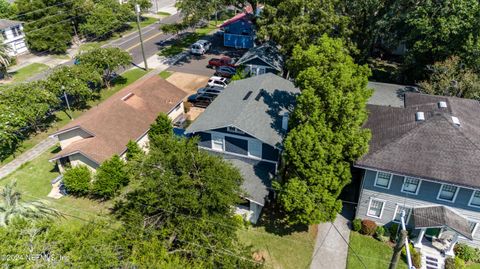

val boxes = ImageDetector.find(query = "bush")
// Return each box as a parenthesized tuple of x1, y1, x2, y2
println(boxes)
(91, 155, 127, 199)
(401, 243, 421, 269)
(389, 223, 399, 241)
(375, 226, 385, 238)
(454, 243, 478, 262)
(445, 256, 465, 269)
(352, 218, 362, 232)
(62, 165, 91, 196)
(360, 219, 377, 236)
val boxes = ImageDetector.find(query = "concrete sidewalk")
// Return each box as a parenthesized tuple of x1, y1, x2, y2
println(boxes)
(310, 204, 354, 269)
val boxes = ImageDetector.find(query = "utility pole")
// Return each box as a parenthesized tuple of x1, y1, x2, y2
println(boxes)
(135, 4, 148, 70)
(62, 86, 73, 120)
(71, 20, 79, 46)
(389, 210, 416, 269)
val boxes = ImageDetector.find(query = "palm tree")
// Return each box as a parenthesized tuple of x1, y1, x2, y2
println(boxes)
(0, 181, 62, 227)
(0, 38, 11, 78)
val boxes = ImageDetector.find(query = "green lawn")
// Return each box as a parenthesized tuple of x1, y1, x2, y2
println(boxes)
(159, 70, 172, 79)
(238, 225, 316, 269)
(158, 22, 218, 57)
(347, 232, 408, 269)
(129, 16, 158, 29)
(467, 263, 480, 268)
(157, 11, 171, 16)
(9, 63, 49, 83)
(79, 41, 107, 52)
(0, 68, 147, 166)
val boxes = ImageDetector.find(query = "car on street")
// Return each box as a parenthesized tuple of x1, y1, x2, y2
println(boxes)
(190, 40, 211, 55)
(207, 76, 230, 87)
(197, 85, 224, 95)
(187, 93, 217, 108)
(215, 66, 237, 78)
(208, 56, 236, 68)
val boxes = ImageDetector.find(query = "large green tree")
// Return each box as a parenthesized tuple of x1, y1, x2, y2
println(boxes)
(91, 155, 128, 199)
(76, 47, 132, 87)
(277, 35, 372, 225)
(115, 135, 259, 268)
(257, 0, 350, 56)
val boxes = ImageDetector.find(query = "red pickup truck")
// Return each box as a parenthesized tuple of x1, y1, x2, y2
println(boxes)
(207, 56, 236, 68)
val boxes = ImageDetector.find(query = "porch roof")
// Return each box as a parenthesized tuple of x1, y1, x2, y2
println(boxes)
(412, 206, 473, 240)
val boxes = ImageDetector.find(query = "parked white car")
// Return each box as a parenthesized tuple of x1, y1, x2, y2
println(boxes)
(207, 76, 230, 88)
(190, 40, 211, 55)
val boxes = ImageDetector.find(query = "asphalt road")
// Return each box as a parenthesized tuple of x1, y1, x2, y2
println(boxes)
(27, 12, 182, 81)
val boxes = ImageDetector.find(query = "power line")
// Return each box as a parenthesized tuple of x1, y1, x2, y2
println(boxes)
(9, 0, 81, 21)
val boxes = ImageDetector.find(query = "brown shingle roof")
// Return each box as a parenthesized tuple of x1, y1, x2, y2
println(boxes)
(413, 206, 473, 239)
(51, 75, 187, 164)
(357, 92, 480, 188)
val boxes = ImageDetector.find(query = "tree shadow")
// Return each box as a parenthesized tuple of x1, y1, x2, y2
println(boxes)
(256, 202, 309, 236)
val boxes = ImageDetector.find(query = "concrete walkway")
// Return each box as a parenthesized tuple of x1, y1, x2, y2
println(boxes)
(0, 136, 57, 179)
(310, 204, 354, 269)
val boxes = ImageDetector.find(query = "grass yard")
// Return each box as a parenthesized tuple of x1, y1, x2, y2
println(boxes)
(468, 264, 480, 269)
(157, 11, 171, 17)
(129, 16, 158, 29)
(9, 63, 49, 83)
(79, 40, 108, 52)
(347, 232, 408, 269)
(159, 70, 173, 79)
(0, 146, 112, 228)
(158, 22, 218, 57)
(238, 225, 316, 269)
(0, 68, 147, 166)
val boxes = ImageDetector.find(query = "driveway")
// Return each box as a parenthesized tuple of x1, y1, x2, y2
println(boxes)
(310, 203, 355, 269)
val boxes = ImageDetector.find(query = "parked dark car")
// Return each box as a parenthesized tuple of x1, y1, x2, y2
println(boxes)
(208, 56, 236, 68)
(197, 85, 224, 95)
(215, 66, 237, 78)
(187, 93, 217, 108)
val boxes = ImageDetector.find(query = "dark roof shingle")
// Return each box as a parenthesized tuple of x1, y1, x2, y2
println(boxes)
(413, 206, 473, 239)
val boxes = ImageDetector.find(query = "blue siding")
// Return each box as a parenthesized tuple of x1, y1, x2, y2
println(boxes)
(225, 136, 248, 155)
(197, 132, 211, 148)
(212, 127, 254, 138)
(224, 33, 254, 49)
(224, 19, 253, 35)
(362, 170, 478, 211)
(262, 143, 279, 162)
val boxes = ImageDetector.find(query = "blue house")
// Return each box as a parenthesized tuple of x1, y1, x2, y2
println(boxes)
(185, 73, 299, 223)
(355, 90, 480, 267)
(220, 11, 255, 49)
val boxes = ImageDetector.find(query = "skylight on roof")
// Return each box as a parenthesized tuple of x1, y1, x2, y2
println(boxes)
(438, 101, 447, 108)
(452, 116, 461, 126)
(415, 112, 425, 121)
(121, 93, 134, 101)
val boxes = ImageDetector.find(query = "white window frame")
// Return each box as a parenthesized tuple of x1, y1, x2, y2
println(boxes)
(468, 190, 480, 208)
(248, 140, 262, 159)
(211, 134, 224, 151)
(401, 177, 422, 195)
(436, 184, 459, 203)
(392, 204, 412, 223)
(471, 221, 479, 237)
(366, 198, 386, 219)
(374, 171, 393, 189)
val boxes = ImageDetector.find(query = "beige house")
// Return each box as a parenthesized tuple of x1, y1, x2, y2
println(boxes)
(50, 75, 187, 172)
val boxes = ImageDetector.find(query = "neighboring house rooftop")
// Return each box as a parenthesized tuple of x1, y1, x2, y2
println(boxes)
(357, 92, 480, 189)
(0, 19, 22, 30)
(186, 73, 300, 147)
(236, 42, 284, 72)
(219, 5, 255, 28)
(51, 75, 187, 164)
(367, 81, 418, 108)
(413, 206, 473, 239)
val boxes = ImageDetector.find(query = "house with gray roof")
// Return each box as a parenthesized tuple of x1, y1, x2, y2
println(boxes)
(235, 42, 283, 77)
(0, 19, 28, 56)
(186, 73, 299, 223)
(355, 91, 480, 266)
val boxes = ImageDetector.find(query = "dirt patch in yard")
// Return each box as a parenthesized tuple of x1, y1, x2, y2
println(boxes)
(166, 72, 210, 95)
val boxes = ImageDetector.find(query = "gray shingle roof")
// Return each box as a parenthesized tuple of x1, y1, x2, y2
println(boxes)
(186, 73, 300, 147)
(367, 81, 418, 108)
(413, 206, 473, 240)
(357, 92, 480, 188)
(215, 153, 275, 205)
(0, 19, 22, 30)
(235, 42, 284, 72)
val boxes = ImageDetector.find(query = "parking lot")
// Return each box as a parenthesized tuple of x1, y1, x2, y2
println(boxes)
(167, 34, 246, 77)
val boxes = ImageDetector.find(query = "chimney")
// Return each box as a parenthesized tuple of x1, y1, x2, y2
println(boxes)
(282, 112, 289, 131)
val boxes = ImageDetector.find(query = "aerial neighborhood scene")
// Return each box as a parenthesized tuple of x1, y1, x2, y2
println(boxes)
(1, 0, 480, 269)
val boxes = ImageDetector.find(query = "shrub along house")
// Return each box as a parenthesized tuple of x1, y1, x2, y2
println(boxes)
(50, 76, 187, 172)
(185, 73, 300, 223)
(355, 91, 480, 265)
(235, 42, 284, 77)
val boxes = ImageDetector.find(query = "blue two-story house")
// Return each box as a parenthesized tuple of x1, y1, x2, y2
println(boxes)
(185, 73, 299, 223)
(219, 11, 255, 49)
(355, 92, 480, 266)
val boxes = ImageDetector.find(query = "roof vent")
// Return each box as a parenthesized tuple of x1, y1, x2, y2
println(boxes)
(121, 93, 134, 101)
(255, 89, 264, 101)
(415, 112, 425, 121)
(438, 101, 448, 108)
(452, 116, 461, 126)
(282, 112, 289, 131)
(243, 91, 253, 100)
